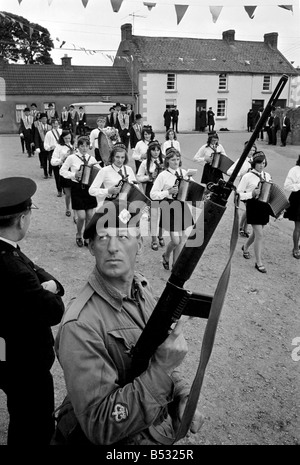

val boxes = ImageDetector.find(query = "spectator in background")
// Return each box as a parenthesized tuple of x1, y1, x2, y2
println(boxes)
(247, 109, 254, 132)
(280, 110, 291, 147)
(254, 108, 264, 141)
(130, 113, 143, 150)
(171, 105, 179, 133)
(207, 107, 215, 132)
(19, 107, 34, 158)
(163, 107, 172, 132)
(265, 111, 274, 145)
(271, 109, 281, 146)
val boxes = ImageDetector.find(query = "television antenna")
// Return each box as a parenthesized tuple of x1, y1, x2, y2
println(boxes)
(128, 11, 146, 33)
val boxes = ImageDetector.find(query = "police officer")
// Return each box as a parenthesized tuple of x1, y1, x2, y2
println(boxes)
(0, 177, 65, 445)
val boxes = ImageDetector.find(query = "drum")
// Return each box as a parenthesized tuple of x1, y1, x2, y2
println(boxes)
(176, 179, 205, 203)
(98, 131, 113, 166)
(211, 152, 234, 173)
(268, 183, 290, 218)
(257, 181, 272, 203)
(80, 164, 101, 188)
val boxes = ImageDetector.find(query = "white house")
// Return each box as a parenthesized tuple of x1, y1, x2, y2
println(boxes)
(114, 24, 298, 132)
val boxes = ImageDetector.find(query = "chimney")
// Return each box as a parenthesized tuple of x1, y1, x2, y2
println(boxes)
(264, 33, 278, 49)
(61, 54, 72, 67)
(121, 23, 132, 41)
(222, 30, 235, 43)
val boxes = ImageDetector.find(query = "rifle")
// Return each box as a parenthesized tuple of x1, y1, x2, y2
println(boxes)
(130, 74, 288, 439)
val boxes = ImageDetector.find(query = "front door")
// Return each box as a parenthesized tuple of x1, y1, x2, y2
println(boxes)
(195, 100, 207, 131)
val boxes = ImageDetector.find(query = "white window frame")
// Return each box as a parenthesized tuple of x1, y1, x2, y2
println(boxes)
(217, 99, 227, 118)
(218, 74, 228, 91)
(166, 73, 176, 91)
(15, 104, 27, 123)
(263, 75, 271, 91)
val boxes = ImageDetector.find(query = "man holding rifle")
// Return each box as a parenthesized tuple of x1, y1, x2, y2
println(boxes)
(53, 198, 203, 445)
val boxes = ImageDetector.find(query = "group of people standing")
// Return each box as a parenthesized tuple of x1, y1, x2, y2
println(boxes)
(247, 107, 291, 147)
(163, 106, 179, 132)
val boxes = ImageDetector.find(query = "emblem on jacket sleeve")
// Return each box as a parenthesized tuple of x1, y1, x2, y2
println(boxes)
(112, 403, 129, 422)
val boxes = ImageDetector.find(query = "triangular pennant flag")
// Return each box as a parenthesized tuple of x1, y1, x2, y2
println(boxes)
(48, 0, 54, 5)
(244, 6, 257, 19)
(143, 2, 156, 11)
(278, 5, 293, 12)
(209, 6, 223, 23)
(59, 41, 66, 48)
(110, 0, 123, 13)
(17, 0, 23, 4)
(81, 0, 89, 7)
(174, 5, 189, 25)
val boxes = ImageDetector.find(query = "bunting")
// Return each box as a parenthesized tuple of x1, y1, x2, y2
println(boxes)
(17, 0, 22, 4)
(143, 2, 156, 10)
(244, 6, 257, 19)
(209, 6, 223, 23)
(81, 0, 89, 7)
(175, 4, 189, 25)
(48, 0, 54, 5)
(110, 0, 124, 13)
(278, 5, 293, 12)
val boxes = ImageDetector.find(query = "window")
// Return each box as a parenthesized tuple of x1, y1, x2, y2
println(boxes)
(217, 99, 227, 117)
(218, 74, 227, 91)
(263, 75, 271, 91)
(166, 99, 176, 108)
(15, 104, 27, 123)
(166, 73, 176, 91)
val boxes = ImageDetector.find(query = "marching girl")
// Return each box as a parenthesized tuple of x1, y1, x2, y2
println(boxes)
(150, 147, 193, 270)
(60, 136, 100, 247)
(89, 143, 137, 210)
(51, 130, 76, 220)
(136, 140, 165, 250)
(283, 155, 300, 259)
(237, 151, 272, 273)
(161, 128, 181, 156)
(132, 125, 155, 173)
(193, 132, 227, 185)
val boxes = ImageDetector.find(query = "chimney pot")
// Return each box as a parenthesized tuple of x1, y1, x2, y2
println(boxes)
(264, 33, 278, 49)
(222, 30, 235, 43)
(61, 55, 72, 67)
(121, 23, 132, 41)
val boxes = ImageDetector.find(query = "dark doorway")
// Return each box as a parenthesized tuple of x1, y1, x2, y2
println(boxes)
(252, 99, 264, 114)
(195, 100, 207, 131)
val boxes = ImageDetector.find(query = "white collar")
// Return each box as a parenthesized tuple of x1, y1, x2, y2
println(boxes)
(168, 167, 178, 175)
(0, 236, 18, 248)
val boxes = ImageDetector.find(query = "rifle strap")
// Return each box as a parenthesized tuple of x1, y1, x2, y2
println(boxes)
(174, 191, 240, 442)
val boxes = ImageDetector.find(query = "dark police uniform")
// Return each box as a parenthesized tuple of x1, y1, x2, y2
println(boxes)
(0, 177, 65, 445)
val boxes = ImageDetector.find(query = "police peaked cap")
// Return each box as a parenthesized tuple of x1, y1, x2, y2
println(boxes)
(0, 177, 37, 217)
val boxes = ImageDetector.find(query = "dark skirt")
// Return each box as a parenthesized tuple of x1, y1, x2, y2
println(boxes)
(71, 181, 97, 211)
(201, 163, 223, 185)
(246, 198, 270, 226)
(60, 175, 73, 189)
(158, 199, 194, 232)
(284, 190, 300, 222)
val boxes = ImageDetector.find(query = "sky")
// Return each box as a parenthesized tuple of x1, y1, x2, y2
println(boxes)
(0, 0, 300, 68)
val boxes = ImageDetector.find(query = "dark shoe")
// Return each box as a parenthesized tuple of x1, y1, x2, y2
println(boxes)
(66, 210, 71, 217)
(49, 173, 53, 177)
(242, 245, 251, 259)
(162, 253, 169, 270)
(292, 250, 300, 259)
(255, 263, 267, 273)
(57, 192, 63, 197)
(158, 237, 165, 247)
(76, 237, 84, 247)
(151, 241, 159, 251)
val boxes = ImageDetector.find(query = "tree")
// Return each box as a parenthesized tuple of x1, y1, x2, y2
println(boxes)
(0, 11, 54, 64)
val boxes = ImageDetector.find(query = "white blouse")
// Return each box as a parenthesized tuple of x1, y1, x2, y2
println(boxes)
(283, 165, 300, 192)
(227, 157, 252, 179)
(193, 143, 227, 165)
(132, 140, 149, 161)
(89, 164, 137, 198)
(51, 144, 74, 167)
(136, 159, 163, 183)
(150, 168, 188, 200)
(44, 128, 62, 152)
(237, 169, 272, 201)
(59, 151, 99, 183)
(161, 140, 181, 156)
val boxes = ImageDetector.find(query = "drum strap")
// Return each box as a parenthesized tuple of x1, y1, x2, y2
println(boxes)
(173, 192, 240, 444)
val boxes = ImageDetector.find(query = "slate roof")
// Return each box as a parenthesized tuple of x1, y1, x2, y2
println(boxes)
(0, 64, 134, 95)
(116, 35, 297, 75)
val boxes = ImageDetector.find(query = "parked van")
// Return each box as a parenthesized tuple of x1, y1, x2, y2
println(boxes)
(71, 101, 115, 132)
